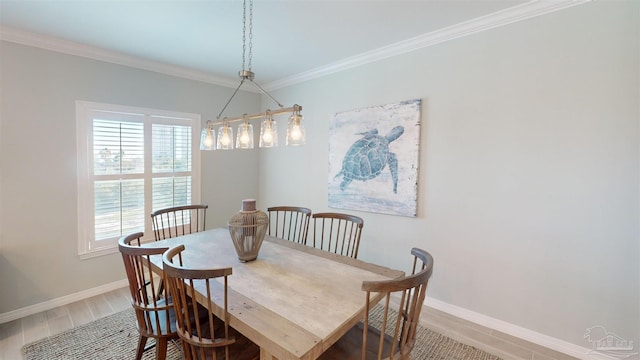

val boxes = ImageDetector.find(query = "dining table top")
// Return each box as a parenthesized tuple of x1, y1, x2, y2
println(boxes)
(143, 227, 404, 360)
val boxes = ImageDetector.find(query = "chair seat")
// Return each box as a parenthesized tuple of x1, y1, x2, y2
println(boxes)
(139, 297, 211, 336)
(137, 298, 178, 336)
(319, 322, 397, 360)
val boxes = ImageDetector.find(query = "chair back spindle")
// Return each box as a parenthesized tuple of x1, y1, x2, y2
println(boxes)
(267, 206, 312, 244)
(312, 212, 363, 258)
(151, 204, 208, 241)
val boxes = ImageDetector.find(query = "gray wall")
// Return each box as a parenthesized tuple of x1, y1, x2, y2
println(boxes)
(0, 41, 261, 313)
(258, 1, 639, 349)
(0, 0, 638, 354)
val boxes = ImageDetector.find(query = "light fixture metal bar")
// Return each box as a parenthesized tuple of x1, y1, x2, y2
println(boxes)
(215, 78, 247, 120)
(207, 105, 302, 127)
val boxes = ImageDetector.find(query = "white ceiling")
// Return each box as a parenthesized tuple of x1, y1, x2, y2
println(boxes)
(1, 1, 582, 89)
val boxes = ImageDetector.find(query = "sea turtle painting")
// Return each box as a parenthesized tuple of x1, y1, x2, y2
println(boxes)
(328, 99, 421, 217)
(335, 126, 405, 194)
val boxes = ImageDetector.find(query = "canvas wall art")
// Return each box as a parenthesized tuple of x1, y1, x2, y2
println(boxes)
(328, 99, 421, 217)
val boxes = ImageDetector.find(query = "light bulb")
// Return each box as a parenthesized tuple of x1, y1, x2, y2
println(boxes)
(200, 127, 215, 150)
(260, 115, 278, 148)
(221, 133, 230, 145)
(240, 131, 250, 144)
(262, 131, 272, 143)
(286, 112, 305, 146)
(290, 125, 301, 140)
(204, 131, 213, 147)
(236, 121, 254, 149)
(217, 123, 233, 150)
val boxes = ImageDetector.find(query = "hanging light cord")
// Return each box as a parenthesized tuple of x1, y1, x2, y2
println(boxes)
(242, 0, 253, 72)
(213, 0, 292, 123)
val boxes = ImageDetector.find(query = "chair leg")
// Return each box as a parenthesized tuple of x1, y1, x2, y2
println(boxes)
(155, 338, 169, 360)
(136, 335, 148, 360)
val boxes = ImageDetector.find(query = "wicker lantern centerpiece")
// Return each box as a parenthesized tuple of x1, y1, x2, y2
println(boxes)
(228, 199, 269, 262)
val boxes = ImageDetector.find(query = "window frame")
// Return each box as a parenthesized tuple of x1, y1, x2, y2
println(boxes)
(76, 101, 201, 259)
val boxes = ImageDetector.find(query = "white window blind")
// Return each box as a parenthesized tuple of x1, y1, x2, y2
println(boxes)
(77, 102, 201, 258)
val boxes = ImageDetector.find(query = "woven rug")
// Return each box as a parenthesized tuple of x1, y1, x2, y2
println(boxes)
(23, 307, 502, 360)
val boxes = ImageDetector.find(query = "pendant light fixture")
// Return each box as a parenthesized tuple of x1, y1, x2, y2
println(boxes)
(200, 0, 305, 151)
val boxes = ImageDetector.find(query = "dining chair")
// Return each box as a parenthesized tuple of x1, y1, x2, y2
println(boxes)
(163, 244, 260, 360)
(150, 204, 208, 241)
(311, 212, 364, 259)
(118, 232, 177, 360)
(319, 248, 434, 360)
(150, 204, 208, 299)
(267, 206, 312, 244)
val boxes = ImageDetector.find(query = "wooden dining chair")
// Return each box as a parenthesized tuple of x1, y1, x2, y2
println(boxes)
(163, 244, 260, 360)
(150, 204, 208, 298)
(319, 248, 434, 360)
(118, 232, 177, 360)
(267, 206, 312, 244)
(311, 212, 364, 259)
(151, 204, 208, 241)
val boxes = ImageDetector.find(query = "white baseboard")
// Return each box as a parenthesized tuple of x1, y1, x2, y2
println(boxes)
(0, 282, 613, 360)
(0, 279, 128, 324)
(424, 296, 609, 360)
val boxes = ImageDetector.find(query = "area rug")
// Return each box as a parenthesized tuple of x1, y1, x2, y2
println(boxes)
(23, 307, 502, 360)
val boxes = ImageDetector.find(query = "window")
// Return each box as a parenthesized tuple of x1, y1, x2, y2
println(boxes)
(76, 101, 201, 258)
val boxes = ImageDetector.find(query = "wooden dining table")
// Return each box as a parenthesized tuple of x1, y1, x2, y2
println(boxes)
(143, 227, 404, 360)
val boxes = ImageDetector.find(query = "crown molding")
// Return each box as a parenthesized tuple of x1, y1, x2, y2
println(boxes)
(264, 0, 591, 90)
(0, 25, 245, 90)
(1, 0, 590, 92)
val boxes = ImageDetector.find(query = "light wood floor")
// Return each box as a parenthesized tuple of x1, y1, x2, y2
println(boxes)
(0, 287, 579, 360)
